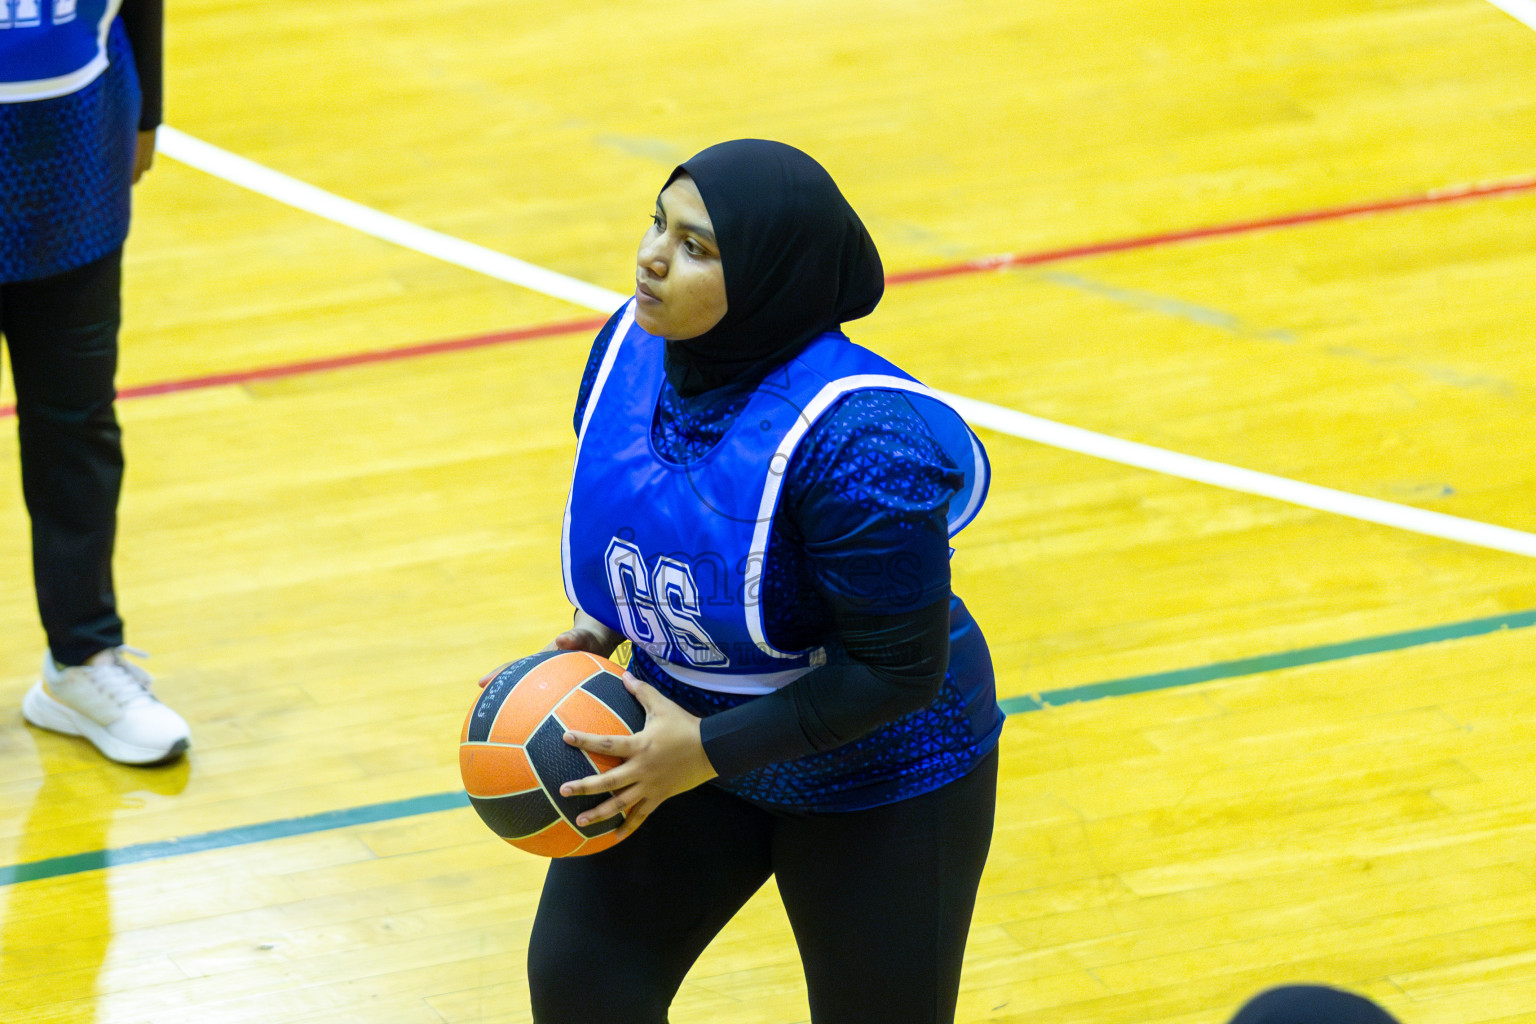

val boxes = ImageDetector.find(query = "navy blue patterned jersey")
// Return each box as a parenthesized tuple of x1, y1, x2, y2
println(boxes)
(573, 310, 1004, 811)
(1, 17, 139, 282)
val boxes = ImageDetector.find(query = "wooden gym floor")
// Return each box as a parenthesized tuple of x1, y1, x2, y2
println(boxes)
(2, 1, 1535, 1021)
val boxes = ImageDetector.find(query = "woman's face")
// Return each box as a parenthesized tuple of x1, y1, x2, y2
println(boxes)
(634, 175, 728, 339)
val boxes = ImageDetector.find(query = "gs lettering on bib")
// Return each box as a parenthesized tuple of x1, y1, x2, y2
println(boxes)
(561, 301, 989, 696)
(1, 0, 121, 103)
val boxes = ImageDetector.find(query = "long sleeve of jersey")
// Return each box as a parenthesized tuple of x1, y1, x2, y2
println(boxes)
(119, 0, 163, 130)
(696, 389, 962, 777)
(698, 596, 951, 778)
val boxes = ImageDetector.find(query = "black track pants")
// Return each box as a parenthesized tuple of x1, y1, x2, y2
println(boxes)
(529, 749, 998, 1024)
(0, 249, 126, 664)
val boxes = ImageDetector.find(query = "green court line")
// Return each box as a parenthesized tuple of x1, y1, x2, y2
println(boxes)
(4, 607, 1534, 888)
(998, 607, 1536, 714)
(0, 791, 469, 887)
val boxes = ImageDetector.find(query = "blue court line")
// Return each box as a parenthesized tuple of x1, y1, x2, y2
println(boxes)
(4, 607, 1534, 888)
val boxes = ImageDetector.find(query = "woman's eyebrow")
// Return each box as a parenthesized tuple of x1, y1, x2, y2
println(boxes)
(656, 196, 718, 246)
(676, 220, 718, 245)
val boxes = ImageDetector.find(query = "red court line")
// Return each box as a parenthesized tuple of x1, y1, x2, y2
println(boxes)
(0, 317, 608, 419)
(885, 174, 1536, 285)
(3, 172, 1531, 421)
(118, 316, 610, 399)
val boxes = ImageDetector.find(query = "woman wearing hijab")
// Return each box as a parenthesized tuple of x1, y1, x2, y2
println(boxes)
(531, 139, 1002, 1024)
(1227, 986, 1402, 1024)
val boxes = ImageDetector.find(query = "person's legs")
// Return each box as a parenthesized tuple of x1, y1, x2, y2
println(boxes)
(5, 250, 190, 764)
(772, 750, 998, 1024)
(527, 783, 776, 1023)
(1, 249, 125, 663)
(1227, 985, 1401, 1024)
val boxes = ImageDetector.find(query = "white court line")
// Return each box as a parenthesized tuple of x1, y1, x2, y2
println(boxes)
(156, 127, 627, 313)
(159, 127, 1536, 559)
(938, 392, 1536, 558)
(1485, 0, 1536, 30)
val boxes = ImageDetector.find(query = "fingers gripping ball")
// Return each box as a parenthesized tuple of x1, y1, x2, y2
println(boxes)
(460, 651, 645, 857)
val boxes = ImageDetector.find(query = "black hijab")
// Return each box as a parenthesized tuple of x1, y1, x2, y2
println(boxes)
(660, 140, 885, 397)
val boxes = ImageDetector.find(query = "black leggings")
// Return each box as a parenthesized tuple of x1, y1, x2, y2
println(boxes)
(528, 749, 998, 1024)
(0, 249, 126, 664)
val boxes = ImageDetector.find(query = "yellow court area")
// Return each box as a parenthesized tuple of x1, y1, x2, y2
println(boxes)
(2, 1, 1536, 1021)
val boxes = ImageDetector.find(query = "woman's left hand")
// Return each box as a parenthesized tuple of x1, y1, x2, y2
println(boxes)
(132, 130, 156, 184)
(559, 673, 718, 841)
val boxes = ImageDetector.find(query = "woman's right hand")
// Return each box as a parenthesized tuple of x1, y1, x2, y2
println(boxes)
(545, 609, 624, 657)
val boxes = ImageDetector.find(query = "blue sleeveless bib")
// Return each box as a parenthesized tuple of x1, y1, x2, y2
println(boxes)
(562, 300, 990, 695)
(1, 5, 137, 281)
(1, 1, 121, 102)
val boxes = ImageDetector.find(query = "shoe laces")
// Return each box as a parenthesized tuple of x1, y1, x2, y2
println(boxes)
(83, 646, 156, 708)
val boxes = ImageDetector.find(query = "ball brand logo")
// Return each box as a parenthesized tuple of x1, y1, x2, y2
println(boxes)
(475, 651, 558, 721)
(0, 0, 78, 30)
(476, 663, 522, 720)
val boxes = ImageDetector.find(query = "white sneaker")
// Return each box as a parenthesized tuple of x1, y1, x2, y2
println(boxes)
(22, 647, 191, 765)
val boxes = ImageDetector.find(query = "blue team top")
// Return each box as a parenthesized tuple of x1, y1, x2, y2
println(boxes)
(570, 305, 1004, 811)
(0, 1, 121, 100)
(1, 6, 139, 282)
